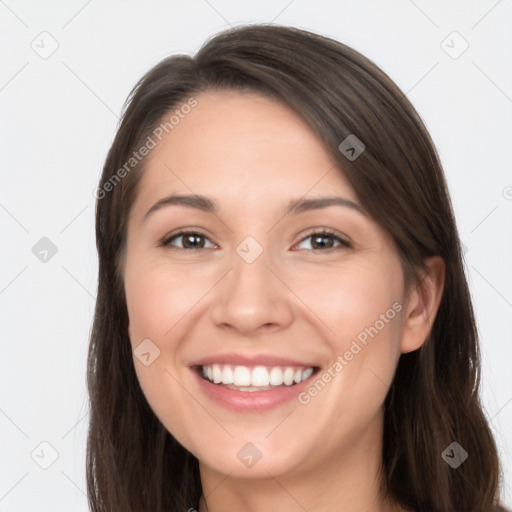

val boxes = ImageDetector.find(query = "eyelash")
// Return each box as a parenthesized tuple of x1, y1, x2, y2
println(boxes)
(160, 228, 351, 253)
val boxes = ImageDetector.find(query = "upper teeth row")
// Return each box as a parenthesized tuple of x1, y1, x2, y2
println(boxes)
(202, 364, 314, 387)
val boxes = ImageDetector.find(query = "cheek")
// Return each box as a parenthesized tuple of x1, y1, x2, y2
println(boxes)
(293, 260, 404, 420)
(292, 259, 403, 345)
(125, 258, 210, 345)
(124, 259, 213, 452)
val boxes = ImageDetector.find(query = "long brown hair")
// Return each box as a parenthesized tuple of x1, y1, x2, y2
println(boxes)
(87, 24, 506, 511)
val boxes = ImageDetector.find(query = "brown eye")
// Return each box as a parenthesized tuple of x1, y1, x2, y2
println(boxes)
(295, 230, 350, 252)
(162, 231, 216, 250)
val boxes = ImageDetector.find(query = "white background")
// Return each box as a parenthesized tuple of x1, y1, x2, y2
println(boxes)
(0, 1, 511, 510)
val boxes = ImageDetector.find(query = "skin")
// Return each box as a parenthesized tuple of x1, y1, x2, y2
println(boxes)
(123, 90, 445, 512)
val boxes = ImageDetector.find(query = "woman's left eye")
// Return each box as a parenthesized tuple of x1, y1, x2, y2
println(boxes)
(294, 230, 351, 252)
(161, 229, 350, 252)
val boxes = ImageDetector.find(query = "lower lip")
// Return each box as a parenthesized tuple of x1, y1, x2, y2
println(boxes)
(191, 368, 317, 412)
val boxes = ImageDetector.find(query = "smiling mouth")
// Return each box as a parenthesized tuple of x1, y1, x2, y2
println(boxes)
(196, 363, 320, 392)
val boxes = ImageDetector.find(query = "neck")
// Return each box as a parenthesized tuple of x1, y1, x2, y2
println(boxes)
(197, 411, 402, 512)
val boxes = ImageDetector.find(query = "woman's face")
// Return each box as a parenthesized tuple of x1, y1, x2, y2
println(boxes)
(123, 90, 411, 479)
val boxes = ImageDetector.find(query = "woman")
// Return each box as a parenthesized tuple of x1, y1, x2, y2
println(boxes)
(87, 24, 508, 511)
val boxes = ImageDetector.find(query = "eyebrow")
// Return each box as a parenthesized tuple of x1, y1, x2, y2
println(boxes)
(143, 193, 367, 222)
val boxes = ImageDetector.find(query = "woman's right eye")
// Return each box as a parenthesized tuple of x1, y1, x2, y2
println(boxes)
(161, 231, 216, 250)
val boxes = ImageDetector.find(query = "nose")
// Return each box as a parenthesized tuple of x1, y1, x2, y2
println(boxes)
(209, 246, 294, 336)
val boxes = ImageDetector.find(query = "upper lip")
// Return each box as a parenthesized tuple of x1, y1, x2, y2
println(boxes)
(189, 353, 319, 368)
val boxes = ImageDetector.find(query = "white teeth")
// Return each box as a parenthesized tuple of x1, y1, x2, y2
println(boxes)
(233, 366, 251, 386)
(222, 365, 234, 384)
(251, 366, 270, 387)
(269, 367, 284, 386)
(200, 364, 315, 388)
(302, 368, 313, 380)
(283, 368, 295, 386)
(212, 364, 222, 384)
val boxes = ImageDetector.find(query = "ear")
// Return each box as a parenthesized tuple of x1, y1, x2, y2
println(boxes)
(400, 256, 445, 354)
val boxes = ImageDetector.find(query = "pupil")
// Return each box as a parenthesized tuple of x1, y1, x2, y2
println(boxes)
(184, 234, 203, 248)
(313, 235, 333, 249)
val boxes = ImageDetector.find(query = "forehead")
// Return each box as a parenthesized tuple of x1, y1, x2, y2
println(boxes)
(135, 89, 357, 210)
